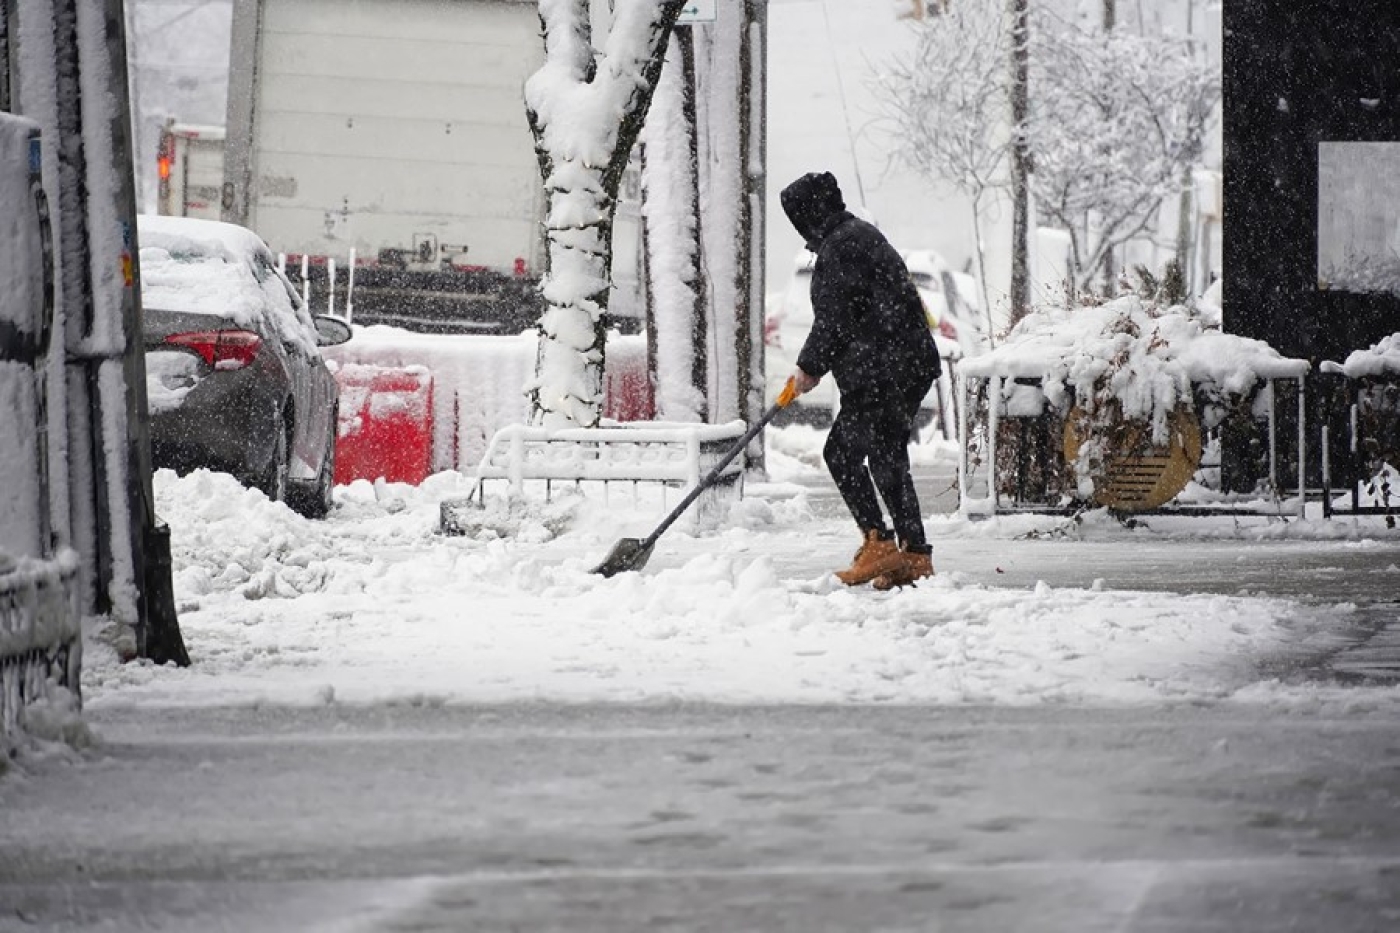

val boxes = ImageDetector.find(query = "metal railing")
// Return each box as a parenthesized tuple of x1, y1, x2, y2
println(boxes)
(0, 552, 82, 744)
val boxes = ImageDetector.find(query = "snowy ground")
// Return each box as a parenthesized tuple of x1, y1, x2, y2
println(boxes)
(77, 429, 1400, 714)
(6, 431, 1400, 932)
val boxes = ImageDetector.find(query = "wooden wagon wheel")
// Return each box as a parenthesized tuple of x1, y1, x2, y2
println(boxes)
(1062, 404, 1203, 512)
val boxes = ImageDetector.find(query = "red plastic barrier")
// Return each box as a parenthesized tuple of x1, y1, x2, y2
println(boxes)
(333, 364, 434, 485)
(603, 343, 654, 422)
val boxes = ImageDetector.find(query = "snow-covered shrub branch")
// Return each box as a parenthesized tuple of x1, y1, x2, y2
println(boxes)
(524, 0, 686, 428)
(1028, 15, 1218, 296)
(873, 8, 1218, 307)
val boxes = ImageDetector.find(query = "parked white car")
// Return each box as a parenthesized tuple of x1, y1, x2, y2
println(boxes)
(764, 249, 962, 434)
(901, 248, 988, 356)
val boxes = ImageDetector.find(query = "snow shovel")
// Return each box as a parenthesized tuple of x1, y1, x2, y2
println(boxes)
(592, 378, 799, 577)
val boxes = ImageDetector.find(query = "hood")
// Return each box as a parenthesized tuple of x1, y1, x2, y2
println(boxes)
(780, 172, 847, 250)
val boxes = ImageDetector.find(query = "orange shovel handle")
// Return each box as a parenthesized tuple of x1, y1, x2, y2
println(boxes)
(776, 376, 798, 408)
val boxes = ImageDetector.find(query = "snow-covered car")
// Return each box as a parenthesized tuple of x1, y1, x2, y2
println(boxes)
(901, 248, 988, 355)
(139, 215, 352, 517)
(764, 249, 960, 427)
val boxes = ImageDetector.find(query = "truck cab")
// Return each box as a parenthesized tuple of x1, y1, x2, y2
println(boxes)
(156, 121, 226, 220)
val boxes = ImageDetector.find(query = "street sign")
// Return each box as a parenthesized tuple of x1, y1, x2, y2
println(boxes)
(677, 0, 716, 25)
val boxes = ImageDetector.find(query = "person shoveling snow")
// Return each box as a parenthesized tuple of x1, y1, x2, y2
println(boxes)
(779, 171, 942, 590)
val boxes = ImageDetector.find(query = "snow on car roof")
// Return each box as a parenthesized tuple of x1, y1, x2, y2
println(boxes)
(899, 249, 952, 278)
(137, 215, 319, 353)
(139, 213, 273, 264)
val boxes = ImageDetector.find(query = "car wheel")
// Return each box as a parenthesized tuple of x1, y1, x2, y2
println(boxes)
(291, 418, 336, 520)
(259, 411, 290, 503)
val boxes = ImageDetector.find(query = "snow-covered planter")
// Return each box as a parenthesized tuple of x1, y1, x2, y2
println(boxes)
(0, 549, 82, 753)
(958, 296, 1310, 514)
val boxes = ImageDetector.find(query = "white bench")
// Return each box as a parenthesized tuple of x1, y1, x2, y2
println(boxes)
(440, 420, 750, 531)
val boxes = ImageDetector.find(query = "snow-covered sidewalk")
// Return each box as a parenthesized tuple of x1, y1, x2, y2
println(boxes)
(81, 436, 1400, 712)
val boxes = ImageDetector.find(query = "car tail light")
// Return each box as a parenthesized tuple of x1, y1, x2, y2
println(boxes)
(763, 315, 782, 348)
(938, 318, 958, 341)
(164, 330, 262, 370)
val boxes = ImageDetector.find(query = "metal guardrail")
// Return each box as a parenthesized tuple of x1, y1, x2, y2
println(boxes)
(0, 551, 82, 744)
(1319, 371, 1400, 520)
(440, 421, 750, 536)
(956, 372, 1311, 520)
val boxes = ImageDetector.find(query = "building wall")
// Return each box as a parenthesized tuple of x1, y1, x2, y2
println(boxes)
(1223, 0, 1400, 361)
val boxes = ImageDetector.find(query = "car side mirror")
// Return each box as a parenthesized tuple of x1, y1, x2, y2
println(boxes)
(313, 315, 352, 347)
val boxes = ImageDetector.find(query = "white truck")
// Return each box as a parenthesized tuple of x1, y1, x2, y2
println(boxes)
(156, 121, 226, 220)
(221, 0, 548, 334)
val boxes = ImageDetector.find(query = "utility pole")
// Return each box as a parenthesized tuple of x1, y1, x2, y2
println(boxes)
(1008, 0, 1031, 324)
(679, 26, 708, 419)
(1103, 0, 1115, 29)
(739, 0, 766, 475)
(12, 0, 186, 665)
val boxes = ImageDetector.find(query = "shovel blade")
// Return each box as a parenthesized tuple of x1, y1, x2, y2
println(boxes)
(437, 495, 482, 536)
(591, 537, 655, 577)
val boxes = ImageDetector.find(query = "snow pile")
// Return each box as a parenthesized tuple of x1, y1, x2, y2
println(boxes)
(964, 296, 1307, 417)
(76, 466, 1391, 711)
(1328, 332, 1400, 379)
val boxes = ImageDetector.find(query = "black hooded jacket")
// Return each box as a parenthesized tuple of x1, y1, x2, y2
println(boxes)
(779, 172, 940, 409)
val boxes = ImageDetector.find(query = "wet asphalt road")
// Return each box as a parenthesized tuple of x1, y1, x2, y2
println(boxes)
(3, 464, 1399, 931)
(3, 703, 1400, 932)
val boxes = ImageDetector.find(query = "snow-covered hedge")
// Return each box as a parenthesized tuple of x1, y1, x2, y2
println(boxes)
(1326, 332, 1400, 380)
(960, 296, 1310, 507)
(962, 295, 1309, 442)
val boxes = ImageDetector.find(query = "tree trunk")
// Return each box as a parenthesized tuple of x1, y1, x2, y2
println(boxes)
(641, 26, 707, 422)
(970, 190, 997, 345)
(531, 175, 616, 428)
(1008, 0, 1031, 326)
(681, 29, 708, 419)
(525, 0, 685, 428)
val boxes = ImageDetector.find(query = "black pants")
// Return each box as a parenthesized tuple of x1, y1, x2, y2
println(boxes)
(823, 376, 933, 551)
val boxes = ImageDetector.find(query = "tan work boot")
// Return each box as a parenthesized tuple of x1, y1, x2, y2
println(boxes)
(835, 530, 900, 586)
(871, 548, 934, 591)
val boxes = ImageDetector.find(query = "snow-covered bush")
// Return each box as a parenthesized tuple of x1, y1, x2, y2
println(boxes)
(960, 294, 1309, 508)
(1028, 19, 1218, 296)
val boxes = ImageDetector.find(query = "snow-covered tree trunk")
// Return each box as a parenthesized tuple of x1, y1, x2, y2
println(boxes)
(641, 30, 706, 422)
(693, 11, 747, 424)
(524, 0, 685, 429)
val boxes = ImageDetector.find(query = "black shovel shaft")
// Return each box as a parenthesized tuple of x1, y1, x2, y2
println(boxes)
(639, 402, 785, 550)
